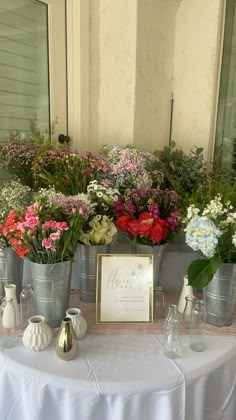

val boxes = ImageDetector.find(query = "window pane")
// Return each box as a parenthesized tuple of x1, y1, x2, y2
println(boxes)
(0, 0, 50, 143)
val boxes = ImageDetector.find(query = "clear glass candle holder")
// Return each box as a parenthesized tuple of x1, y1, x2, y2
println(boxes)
(20, 284, 35, 329)
(153, 287, 165, 319)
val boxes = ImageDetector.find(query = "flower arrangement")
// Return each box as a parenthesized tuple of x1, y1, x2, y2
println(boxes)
(76, 180, 118, 245)
(1, 193, 94, 264)
(0, 180, 31, 249)
(114, 188, 181, 245)
(0, 119, 62, 190)
(99, 145, 162, 193)
(0, 141, 38, 189)
(37, 151, 109, 195)
(185, 194, 236, 288)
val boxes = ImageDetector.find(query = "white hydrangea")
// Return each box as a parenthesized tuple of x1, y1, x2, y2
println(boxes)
(185, 215, 222, 258)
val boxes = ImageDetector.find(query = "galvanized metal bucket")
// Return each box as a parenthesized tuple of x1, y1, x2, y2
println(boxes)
(0, 247, 22, 302)
(203, 263, 236, 327)
(31, 261, 72, 328)
(78, 244, 111, 303)
(131, 243, 167, 288)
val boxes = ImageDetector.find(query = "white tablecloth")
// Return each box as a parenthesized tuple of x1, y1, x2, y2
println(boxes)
(0, 334, 236, 420)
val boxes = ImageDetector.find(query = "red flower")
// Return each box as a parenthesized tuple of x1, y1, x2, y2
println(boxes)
(15, 246, 29, 259)
(116, 216, 131, 231)
(127, 220, 140, 236)
(4, 210, 18, 227)
(139, 212, 152, 221)
(139, 219, 152, 236)
(149, 218, 167, 244)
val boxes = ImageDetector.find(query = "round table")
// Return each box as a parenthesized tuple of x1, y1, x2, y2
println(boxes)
(0, 334, 236, 420)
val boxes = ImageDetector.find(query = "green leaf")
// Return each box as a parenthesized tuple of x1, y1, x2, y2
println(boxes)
(196, 147, 204, 155)
(187, 256, 221, 288)
(170, 141, 176, 148)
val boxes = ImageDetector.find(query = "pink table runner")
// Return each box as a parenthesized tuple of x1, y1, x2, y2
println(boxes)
(66, 290, 236, 337)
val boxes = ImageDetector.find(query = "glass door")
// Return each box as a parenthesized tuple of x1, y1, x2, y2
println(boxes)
(0, 0, 67, 143)
(215, 0, 236, 171)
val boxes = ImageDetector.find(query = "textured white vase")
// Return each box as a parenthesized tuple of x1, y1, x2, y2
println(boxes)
(23, 315, 52, 351)
(66, 308, 87, 339)
(177, 275, 194, 314)
(5, 284, 20, 327)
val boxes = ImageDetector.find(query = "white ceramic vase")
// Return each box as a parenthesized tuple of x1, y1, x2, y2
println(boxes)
(23, 315, 52, 351)
(66, 308, 87, 339)
(5, 284, 20, 327)
(1, 297, 16, 329)
(177, 275, 194, 314)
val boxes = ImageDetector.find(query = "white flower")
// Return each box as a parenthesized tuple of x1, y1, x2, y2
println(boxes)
(79, 215, 117, 245)
(185, 205, 200, 222)
(202, 194, 224, 219)
(185, 215, 222, 258)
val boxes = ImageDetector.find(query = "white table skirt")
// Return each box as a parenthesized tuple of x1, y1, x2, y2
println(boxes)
(0, 335, 236, 420)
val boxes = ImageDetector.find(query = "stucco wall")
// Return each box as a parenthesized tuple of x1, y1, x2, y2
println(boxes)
(89, 0, 223, 157)
(89, 0, 137, 152)
(134, 0, 178, 151)
(172, 0, 222, 157)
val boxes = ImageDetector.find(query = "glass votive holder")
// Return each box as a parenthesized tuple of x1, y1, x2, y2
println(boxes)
(153, 287, 165, 319)
(0, 297, 17, 348)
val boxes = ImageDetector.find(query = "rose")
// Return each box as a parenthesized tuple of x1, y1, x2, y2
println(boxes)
(139, 219, 152, 235)
(139, 213, 153, 235)
(149, 218, 167, 244)
(115, 215, 131, 231)
(127, 220, 140, 236)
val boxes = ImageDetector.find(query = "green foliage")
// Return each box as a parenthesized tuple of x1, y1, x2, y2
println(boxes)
(187, 256, 221, 288)
(185, 164, 236, 212)
(153, 141, 206, 196)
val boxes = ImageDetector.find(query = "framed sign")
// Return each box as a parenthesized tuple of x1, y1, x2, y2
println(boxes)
(96, 254, 153, 324)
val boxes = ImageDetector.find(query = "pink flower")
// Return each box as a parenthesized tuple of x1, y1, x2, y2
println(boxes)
(25, 216, 39, 229)
(17, 221, 27, 231)
(25, 210, 37, 219)
(57, 222, 69, 231)
(42, 238, 53, 249)
(50, 231, 61, 240)
(42, 220, 58, 229)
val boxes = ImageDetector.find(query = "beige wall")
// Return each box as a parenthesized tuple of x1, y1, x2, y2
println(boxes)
(88, 0, 224, 157)
(134, 0, 178, 151)
(89, 0, 137, 152)
(172, 0, 223, 158)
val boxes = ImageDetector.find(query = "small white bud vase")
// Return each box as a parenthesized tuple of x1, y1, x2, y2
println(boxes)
(177, 275, 194, 314)
(5, 284, 20, 327)
(23, 315, 52, 351)
(66, 308, 87, 339)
